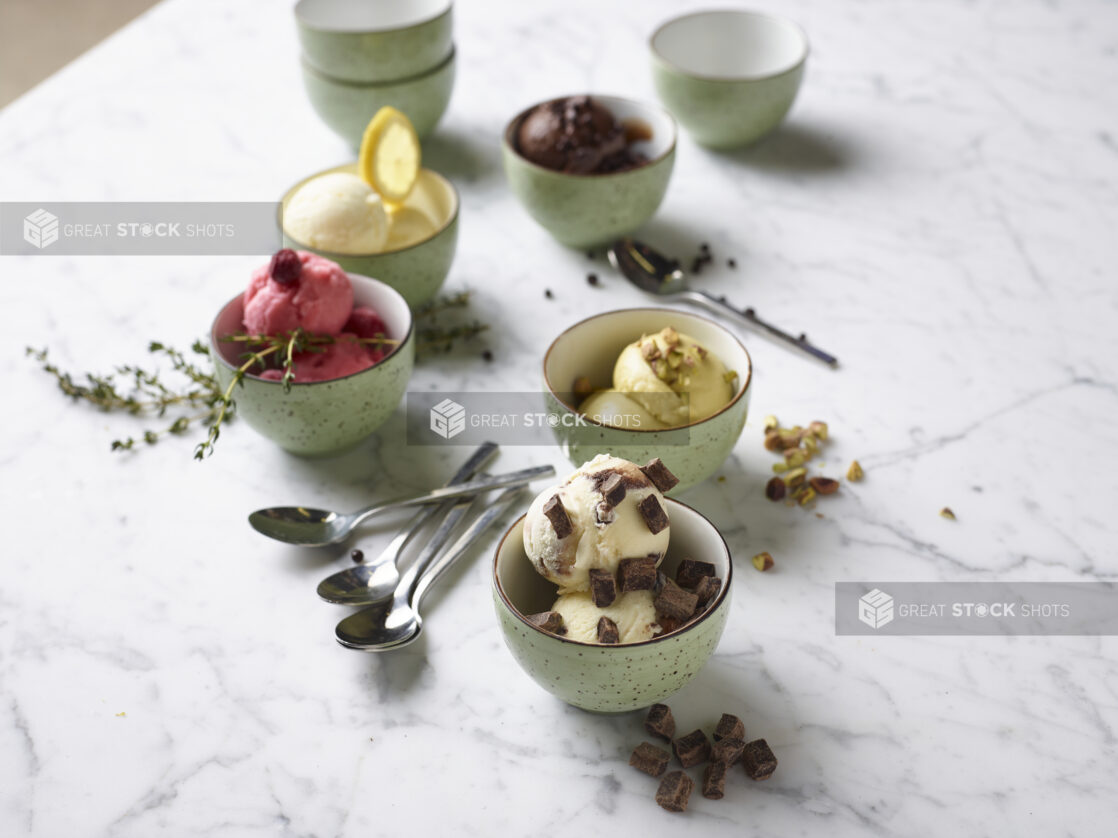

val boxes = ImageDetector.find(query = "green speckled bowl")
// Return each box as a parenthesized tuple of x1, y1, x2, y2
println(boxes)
(280, 163, 459, 309)
(301, 48, 455, 146)
(651, 10, 807, 149)
(209, 273, 414, 456)
(493, 500, 733, 713)
(501, 95, 676, 249)
(296, 0, 453, 84)
(543, 308, 752, 492)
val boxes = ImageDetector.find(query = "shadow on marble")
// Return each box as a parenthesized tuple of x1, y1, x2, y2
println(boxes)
(423, 126, 502, 185)
(365, 635, 432, 697)
(632, 214, 754, 280)
(713, 122, 856, 175)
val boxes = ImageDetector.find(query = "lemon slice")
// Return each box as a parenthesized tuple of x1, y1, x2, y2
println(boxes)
(358, 107, 421, 205)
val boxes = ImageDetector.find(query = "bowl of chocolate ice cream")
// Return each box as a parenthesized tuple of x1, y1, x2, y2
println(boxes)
(492, 456, 733, 713)
(501, 94, 676, 249)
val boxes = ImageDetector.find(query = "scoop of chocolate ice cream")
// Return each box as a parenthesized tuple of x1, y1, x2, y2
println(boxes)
(516, 96, 633, 174)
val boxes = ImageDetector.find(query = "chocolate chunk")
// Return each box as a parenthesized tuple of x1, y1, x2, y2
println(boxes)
(637, 494, 669, 534)
(702, 761, 727, 799)
(644, 703, 675, 741)
(629, 742, 671, 777)
(618, 556, 658, 592)
(655, 578, 699, 621)
(672, 729, 711, 768)
(713, 713, 745, 742)
(542, 494, 573, 539)
(526, 611, 566, 635)
(640, 458, 679, 493)
(597, 616, 620, 644)
(594, 501, 615, 524)
(694, 576, 722, 608)
(657, 613, 683, 635)
(676, 558, 716, 589)
(742, 738, 778, 780)
(589, 569, 617, 607)
(655, 771, 694, 813)
(711, 737, 745, 766)
(600, 472, 626, 507)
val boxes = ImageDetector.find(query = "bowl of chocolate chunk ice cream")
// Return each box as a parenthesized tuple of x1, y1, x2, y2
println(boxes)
(501, 94, 676, 248)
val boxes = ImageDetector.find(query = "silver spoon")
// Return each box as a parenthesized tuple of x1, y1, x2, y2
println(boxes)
(317, 486, 476, 605)
(335, 486, 526, 651)
(248, 462, 554, 547)
(607, 237, 839, 368)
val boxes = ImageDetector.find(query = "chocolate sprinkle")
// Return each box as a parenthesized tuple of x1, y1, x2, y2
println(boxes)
(599, 472, 626, 508)
(702, 761, 727, 799)
(589, 569, 617, 607)
(640, 458, 679, 493)
(629, 742, 671, 778)
(712, 736, 745, 766)
(637, 494, 669, 535)
(542, 494, 573, 539)
(655, 578, 699, 621)
(526, 611, 566, 635)
(618, 556, 658, 592)
(655, 771, 694, 813)
(644, 704, 676, 742)
(597, 616, 620, 644)
(742, 738, 778, 780)
(672, 729, 711, 769)
(676, 558, 716, 590)
(713, 713, 745, 743)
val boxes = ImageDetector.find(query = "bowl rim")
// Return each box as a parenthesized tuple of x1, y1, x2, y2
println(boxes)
(502, 94, 678, 179)
(299, 44, 456, 88)
(209, 271, 415, 385)
(492, 498, 733, 648)
(542, 306, 753, 433)
(278, 166, 460, 257)
(649, 9, 809, 83)
(295, 0, 453, 36)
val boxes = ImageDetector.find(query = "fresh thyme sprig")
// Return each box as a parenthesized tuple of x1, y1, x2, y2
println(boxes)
(29, 291, 488, 458)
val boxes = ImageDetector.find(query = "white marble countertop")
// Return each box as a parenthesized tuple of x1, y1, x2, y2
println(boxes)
(3, 0, 1117, 834)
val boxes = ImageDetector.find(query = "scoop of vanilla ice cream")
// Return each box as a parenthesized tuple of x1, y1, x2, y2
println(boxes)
(284, 172, 389, 254)
(522, 453, 669, 593)
(578, 389, 670, 430)
(552, 590, 661, 644)
(613, 327, 735, 426)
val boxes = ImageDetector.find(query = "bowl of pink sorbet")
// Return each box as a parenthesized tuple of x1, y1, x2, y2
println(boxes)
(210, 249, 414, 456)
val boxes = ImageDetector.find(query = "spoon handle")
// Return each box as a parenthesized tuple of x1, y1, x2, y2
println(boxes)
(687, 290, 839, 368)
(351, 464, 553, 527)
(410, 487, 528, 608)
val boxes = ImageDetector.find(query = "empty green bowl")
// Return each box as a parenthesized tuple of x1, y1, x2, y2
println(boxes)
(210, 273, 414, 456)
(301, 47, 455, 147)
(295, 0, 454, 83)
(493, 499, 733, 713)
(651, 10, 808, 149)
(501, 94, 676, 249)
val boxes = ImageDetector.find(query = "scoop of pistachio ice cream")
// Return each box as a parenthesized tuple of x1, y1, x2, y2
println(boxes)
(284, 172, 389, 254)
(551, 590, 661, 644)
(522, 454, 670, 594)
(612, 327, 735, 426)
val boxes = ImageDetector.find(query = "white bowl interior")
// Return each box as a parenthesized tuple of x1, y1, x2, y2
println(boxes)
(495, 500, 732, 642)
(296, 0, 451, 32)
(212, 273, 412, 372)
(652, 11, 807, 79)
(544, 308, 751, 413)
(507, 95, 676, 165)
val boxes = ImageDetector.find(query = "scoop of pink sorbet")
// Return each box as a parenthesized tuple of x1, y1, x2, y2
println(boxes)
(256, 306, 392, 382)
(243, 250, 353, 336)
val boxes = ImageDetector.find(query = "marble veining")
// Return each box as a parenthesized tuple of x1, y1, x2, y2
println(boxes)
(3, 0, 1118, 835)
